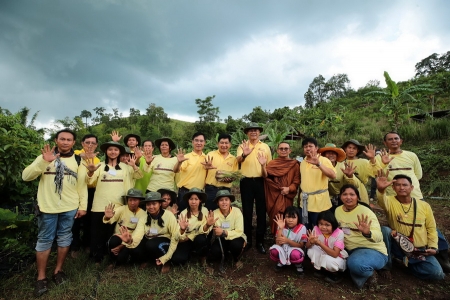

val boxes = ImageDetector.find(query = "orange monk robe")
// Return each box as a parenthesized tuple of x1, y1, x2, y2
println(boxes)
(264, 158, 300, 235)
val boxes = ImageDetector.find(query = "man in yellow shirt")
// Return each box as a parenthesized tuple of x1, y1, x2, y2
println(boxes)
(174, 132, 207, 212)
(236, 123, 272, 254)
(204, 133, 238, 211)
(299, 137, 336, 230)
(22, 129, 87, 297)
(377, 171, 445, 280)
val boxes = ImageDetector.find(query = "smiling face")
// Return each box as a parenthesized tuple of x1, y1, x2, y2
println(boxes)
(323, 150, 337, 164)
(217, 138, 231, 154)
(217, 197, 231, 211)
(146, 201, 162, 215)
(246, 128, 260, 142)
(344, 144, 359, 159)
(384, 133, 403, 151)
(55, 132, 76, 153)
(318, 219, 333, 235)
(340, 187, 359, 210)
(192, 135, 205, 152)
(107, 146, 121, 160)
(277, 142, 291, 158)
(392, 178, 414, 197)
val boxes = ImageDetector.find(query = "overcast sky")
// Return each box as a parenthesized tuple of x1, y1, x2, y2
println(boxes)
(1, 0, 449, 129)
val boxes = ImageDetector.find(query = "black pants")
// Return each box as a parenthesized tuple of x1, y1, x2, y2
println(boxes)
(205, 185, 231, 211)
(107, 235, 141, 265)
(90, 212, 114, 262)
(210, 237, 245, 261)
(177, 187, 190, 213)
(240, 177, 266, 244)
(71, 187, 95, 250)
(133, 237, 171, 263)
(171, 234, 209, 265)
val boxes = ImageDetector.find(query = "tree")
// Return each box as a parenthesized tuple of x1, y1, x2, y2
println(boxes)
(80, 110, 92, 128)
(242, 106, 271, 123)
(194, 95, 220, 138)
(326, 73, 351, 99)
(224, 116, 246, 133)
(366, 71, 434, 131)
(304, 75, 327, 108)
(415, 51, 450, 77)
(128, 108, 140, 131)
(93, 106, 106, 124)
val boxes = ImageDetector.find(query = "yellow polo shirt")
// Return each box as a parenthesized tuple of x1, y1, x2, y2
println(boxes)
(176, 151, 207, 189)
(205, 150, 238, 188)
(236, 141, 272, 177)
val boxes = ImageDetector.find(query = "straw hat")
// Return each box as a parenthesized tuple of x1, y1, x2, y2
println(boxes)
(318, 143, 346, 162)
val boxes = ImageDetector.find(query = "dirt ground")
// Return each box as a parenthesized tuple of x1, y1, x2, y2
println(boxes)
(221, 198, 450, 300)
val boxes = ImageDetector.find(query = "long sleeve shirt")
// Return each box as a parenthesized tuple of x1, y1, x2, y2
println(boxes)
(130, 210, 180, 264)
(22, 155, 87, 213)
(179, 207, 209, 241)
(375, 151, 423, 199)
(328, 161, 360, 197)
(200, 206, 247, 242)
(88, 162, 143, 212)
(377, 191, 438, 248)
(143, 155, 178, 191)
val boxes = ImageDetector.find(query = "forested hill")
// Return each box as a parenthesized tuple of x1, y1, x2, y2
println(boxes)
(1, 51, 450, 203)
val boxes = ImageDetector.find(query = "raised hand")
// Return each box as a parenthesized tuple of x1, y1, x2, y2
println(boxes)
(206, 210, 218, 227)
(178, 214, 189, 231)
(380, 149, 395, 165)
(134, 146, 143, 161)
(144, 147, 154, 164)
(240, 140, 254, 157)
(341, 161, 357, 178)
(110, 130, 122, 142)
(257, 151, 267, 166)
(273, 214, 285, 230)
(306, 154, 320, 166)
(201, 155, 216, 169)
(307, 229, 319, 245)
(41, 144, 58, 162)
(116, 225, 132, 244)
(353, 214, 372, 235)
(176, 148, 189, 163)
(376, 169, 395, 192)
(169, 203, 179, 215)
(363, 144, 376, 160)
(83, 156, 101, 174)
(104, 203, 115, 219)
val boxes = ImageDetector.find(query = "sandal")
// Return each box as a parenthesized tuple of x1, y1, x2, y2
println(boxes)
(52, 270, 67, 286)
(34, 278, 48, 297)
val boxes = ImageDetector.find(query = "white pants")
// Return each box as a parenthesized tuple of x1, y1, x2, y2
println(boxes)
(307, 245, 346, 272)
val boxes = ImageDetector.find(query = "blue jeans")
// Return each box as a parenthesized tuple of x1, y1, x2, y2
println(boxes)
(347, 248, 388, 288)
(36, 209, 77, 252)
(381, 226, 444, 280)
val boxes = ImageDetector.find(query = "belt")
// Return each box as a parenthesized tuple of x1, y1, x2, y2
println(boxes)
(389, 168, 412, 171)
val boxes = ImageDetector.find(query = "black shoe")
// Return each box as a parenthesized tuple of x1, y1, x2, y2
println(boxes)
(244, 243, 252, 252)
(274, 263, 284, 272)
(256, 243, 266, 254)
(325, 272, 343, 284)
(34, 278, 48, 297)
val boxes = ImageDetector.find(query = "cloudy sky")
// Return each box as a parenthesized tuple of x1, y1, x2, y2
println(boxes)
(1, 0, 449, 129)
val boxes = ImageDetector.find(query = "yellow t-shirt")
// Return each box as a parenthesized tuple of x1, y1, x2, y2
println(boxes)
(236, 141, 272, 177)
(377, 192, 437, 248)
(300, 156, 335, 212)
(335, 204, 387, 255)
(204, 150, 238, 188)
(176, 152, 207, 189)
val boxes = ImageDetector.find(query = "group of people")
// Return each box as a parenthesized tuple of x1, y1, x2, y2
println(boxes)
(23, 123, 449, 297)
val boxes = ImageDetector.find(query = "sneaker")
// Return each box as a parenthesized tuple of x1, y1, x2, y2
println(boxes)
(295, 264, 304, 276)
(52, 270, 67, 286)
(325, 272, 343, 284)
(274, 263, 284, 272)
(33, 278, 49, 297)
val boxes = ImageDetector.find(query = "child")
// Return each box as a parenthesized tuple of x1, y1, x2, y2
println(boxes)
(269, 206, 307, 275)
(306, 210, 348, 283)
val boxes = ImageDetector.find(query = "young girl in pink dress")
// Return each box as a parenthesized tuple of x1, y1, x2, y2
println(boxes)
(269, 206, 308, 275)
(306, 210, 348, 283)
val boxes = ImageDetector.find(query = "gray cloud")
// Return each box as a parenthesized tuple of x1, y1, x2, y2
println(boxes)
(1, 0, 449, 127)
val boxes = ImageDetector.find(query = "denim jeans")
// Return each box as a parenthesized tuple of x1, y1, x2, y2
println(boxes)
(381, 226, 444, 280)
(36, 209, 77, 252)
(347, 248, 388, 288)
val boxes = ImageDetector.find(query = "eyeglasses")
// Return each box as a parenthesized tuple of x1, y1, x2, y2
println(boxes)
(278, 147, 290, 151)
(83, 141, 97, 145)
